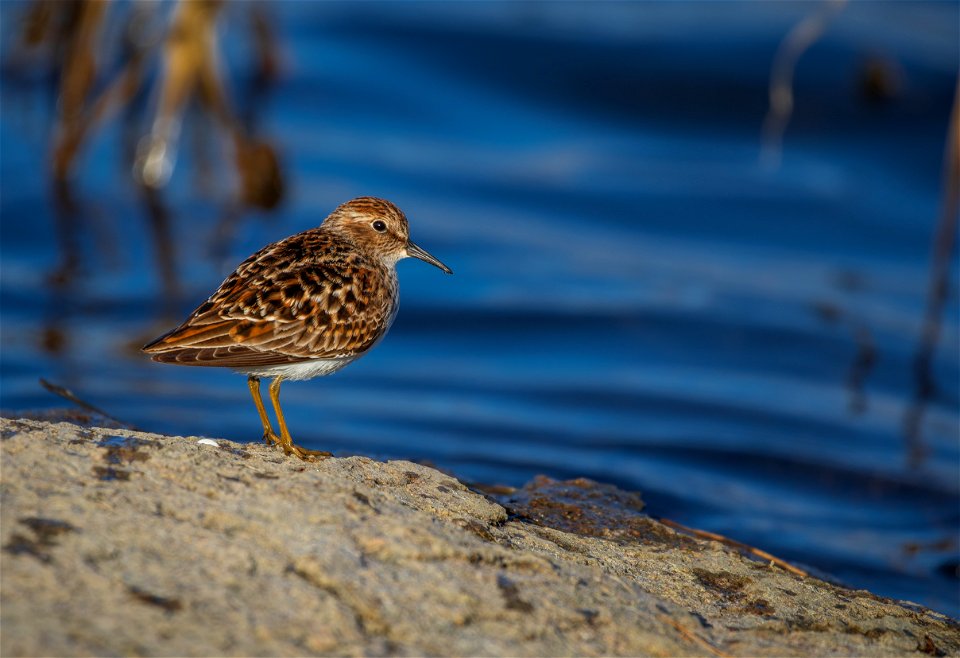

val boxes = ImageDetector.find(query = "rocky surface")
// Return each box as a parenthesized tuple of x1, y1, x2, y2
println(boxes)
(2, 413, 958, 657)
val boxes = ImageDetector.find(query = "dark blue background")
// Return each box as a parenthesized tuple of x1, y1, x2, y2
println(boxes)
(2, 1, 958, 616)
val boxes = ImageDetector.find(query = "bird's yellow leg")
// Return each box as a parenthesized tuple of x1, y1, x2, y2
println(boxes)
(267, 377, 332, 461)
(247, 376, 280, 447)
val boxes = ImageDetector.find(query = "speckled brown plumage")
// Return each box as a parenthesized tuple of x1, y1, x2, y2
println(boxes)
(142, 196, 451, 460)
(143, 227, 399, 367)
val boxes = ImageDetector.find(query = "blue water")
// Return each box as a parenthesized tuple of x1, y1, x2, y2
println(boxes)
(2, 2, 958, 617)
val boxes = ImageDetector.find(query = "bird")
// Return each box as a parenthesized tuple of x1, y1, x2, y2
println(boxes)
(142, 196, 451, 460)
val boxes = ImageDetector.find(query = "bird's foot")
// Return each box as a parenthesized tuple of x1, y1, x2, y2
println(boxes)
(264, 428, 331, 461)
(272, 432, 332, 461)
(285, 442, 333, 462)
(262, 430, 281, 447)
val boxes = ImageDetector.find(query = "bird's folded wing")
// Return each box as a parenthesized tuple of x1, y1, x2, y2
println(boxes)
(145, 342, 311, 368)
(142, 314, 377, 364)
(142, 232, 393, 364)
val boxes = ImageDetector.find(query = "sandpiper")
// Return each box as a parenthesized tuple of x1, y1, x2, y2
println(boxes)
(143, 197, 451, 460)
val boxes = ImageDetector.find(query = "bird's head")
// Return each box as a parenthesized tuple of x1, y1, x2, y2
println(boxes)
(324, 196, 452, 273)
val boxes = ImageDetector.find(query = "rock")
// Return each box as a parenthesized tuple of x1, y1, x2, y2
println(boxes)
(1, 415, 957, 657)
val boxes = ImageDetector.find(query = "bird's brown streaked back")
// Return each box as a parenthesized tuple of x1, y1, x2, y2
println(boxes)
(143, 227, 398, 365)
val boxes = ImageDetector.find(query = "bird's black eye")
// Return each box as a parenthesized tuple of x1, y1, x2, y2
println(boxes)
(372, 220, 387, 232)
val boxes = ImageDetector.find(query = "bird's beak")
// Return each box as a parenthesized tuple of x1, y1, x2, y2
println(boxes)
(406, 241, 452, 274)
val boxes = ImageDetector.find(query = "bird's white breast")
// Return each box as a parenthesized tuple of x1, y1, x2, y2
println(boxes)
(237, 357, 355, 381)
